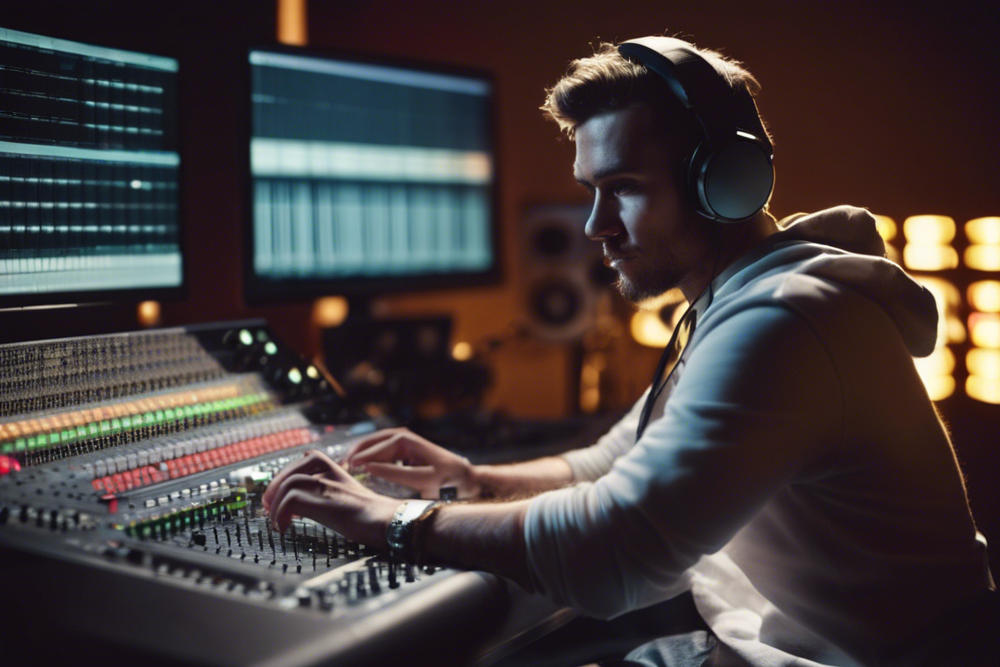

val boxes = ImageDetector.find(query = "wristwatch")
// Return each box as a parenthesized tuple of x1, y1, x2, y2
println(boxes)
(385, 499, 439, 563)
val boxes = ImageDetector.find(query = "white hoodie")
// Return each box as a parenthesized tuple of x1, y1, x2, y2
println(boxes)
(524, 206, 992, 665)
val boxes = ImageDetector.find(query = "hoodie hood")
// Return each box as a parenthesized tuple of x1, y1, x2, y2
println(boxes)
(718, 206, 940, 357)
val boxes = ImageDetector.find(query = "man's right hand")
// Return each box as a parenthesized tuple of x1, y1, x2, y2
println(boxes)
(345, 427, 482, 499)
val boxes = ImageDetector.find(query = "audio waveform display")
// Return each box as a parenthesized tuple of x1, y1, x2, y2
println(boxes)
(0, 28, 182, 301)
(248, 49, 495, 296)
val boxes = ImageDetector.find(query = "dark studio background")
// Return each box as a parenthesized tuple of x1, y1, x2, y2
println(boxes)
(2, 0, 998, 571)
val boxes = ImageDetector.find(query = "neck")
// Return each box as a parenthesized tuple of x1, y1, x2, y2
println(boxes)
(678, 210, 778, 303)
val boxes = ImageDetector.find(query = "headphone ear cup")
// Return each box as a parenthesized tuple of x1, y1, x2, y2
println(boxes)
(690, 139, 774, 222)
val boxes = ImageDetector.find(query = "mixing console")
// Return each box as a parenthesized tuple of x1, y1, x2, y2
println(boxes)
(0, 321, 552, 666)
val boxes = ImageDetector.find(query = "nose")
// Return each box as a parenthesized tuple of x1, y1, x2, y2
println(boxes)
(584, 192, 621, 242)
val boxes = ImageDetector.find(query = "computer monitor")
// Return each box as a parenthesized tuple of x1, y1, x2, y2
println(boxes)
(245, 47, 499, 306)
(0, 27, 183, 308)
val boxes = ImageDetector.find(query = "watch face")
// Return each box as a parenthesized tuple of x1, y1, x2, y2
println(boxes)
(386, 500, 437, 562)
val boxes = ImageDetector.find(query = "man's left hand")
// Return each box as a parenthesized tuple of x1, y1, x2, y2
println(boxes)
(263, 449, 398, 547)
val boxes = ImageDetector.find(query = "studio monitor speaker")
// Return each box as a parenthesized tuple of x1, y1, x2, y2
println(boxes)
(520, 204, 616, 341)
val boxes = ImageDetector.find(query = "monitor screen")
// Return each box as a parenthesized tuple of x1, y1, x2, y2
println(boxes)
(0, 27, 183, 307)
(246, 47, 498, 303)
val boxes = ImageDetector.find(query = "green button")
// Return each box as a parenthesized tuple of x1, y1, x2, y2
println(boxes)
(144, 412, 154, 425)
(76, 426, 87, 438)
(154, 411, 165, 424)
(264, 341, 278, 355)
(99, 421, 110, 433)
(62, 429, 76, 443)
(111, 419, 122, 432)
(121, 416, 132, 429)
(164, 408, 175, 422)
(49, 432, 60, 444)
(88, 423, 98, 436)
(1, 443, 13, 454)
(184, 405, 194, 418)
(239, 329, 253, 346)
(14, 438, 26, 452)
(27, 437, 37, 450)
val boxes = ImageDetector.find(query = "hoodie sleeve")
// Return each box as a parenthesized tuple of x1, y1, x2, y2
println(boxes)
(561, 392, 647, 482)
(524, 303, 842, 618)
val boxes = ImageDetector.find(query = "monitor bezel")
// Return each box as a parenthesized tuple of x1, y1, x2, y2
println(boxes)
(241, 43, 503, 306)
(0, 26, 187, 310)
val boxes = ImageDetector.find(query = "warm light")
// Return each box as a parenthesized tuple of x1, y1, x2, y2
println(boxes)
(969, 313, 1000, 348)
(903, 244, 959, 271)
(965, 217, 1000, 245)
(968, 281, 1000, 313)
(580, 387, 601, 413)
(873, 215, 897, 242)
(916, 276, 960, 307)
(630, 310, 673, 348)
(579, 352, 606, 413)
(451, 341, 473, 361)
(914, 346, 955, 377)
(967, 349, 1000, 379)
(638, 287, 685, 312)
(581, 363, 600, 385)
(966, 375, 1000, 404)
(964, 245, 1000, 271)
(916, 277, 964, 344)
(311, 296, 349, 327)
(946, 316, 966, 345)
(903, 215, 956, 244)
(277, 0, 308, 46)
(920, 374, 955, 401)
(137, 300, 161, 327)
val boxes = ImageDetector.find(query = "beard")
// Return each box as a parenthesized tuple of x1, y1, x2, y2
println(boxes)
(614, 263, 680, 303)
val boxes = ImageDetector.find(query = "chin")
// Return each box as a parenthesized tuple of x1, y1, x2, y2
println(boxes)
(616, 279, 655, 304)
(616, 275, 676, 304)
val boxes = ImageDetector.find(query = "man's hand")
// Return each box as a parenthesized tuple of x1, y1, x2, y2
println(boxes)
(345, 427, 482, 499)
(261, 449, 398, 546)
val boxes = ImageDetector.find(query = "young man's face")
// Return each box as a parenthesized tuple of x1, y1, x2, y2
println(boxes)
(574, 103, 712, 303)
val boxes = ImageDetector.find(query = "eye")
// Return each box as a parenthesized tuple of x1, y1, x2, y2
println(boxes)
(609, 180, 639, 196)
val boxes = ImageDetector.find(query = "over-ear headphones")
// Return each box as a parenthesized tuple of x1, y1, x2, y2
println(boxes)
(618, 37, 774, 223)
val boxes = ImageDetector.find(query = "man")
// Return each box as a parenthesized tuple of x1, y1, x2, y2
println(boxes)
(262, 36, 995, 664)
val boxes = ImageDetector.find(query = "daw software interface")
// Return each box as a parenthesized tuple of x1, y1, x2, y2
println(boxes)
(0, 27, 182, 303)
(247, 48, 496, 300)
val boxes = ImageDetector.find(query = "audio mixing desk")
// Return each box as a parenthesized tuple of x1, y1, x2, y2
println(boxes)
(0, 321, 568, 666)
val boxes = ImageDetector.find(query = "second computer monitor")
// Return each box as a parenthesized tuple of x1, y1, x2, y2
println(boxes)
(246, 47, 499, 303)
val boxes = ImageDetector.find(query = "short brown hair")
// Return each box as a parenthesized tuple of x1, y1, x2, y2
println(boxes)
(541, 38, 765, 144)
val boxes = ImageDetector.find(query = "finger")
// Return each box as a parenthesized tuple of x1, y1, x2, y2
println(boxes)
(344, 428, 404, 460)
(265, 472, 324, 527)
(347, 435, 414, 468)
(272, 488, 331, 534)
(362, 462, 438, 490)
(262, 449, 336, 510)
(349, 431, 437, 468)
(316, 457, 355, 485)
